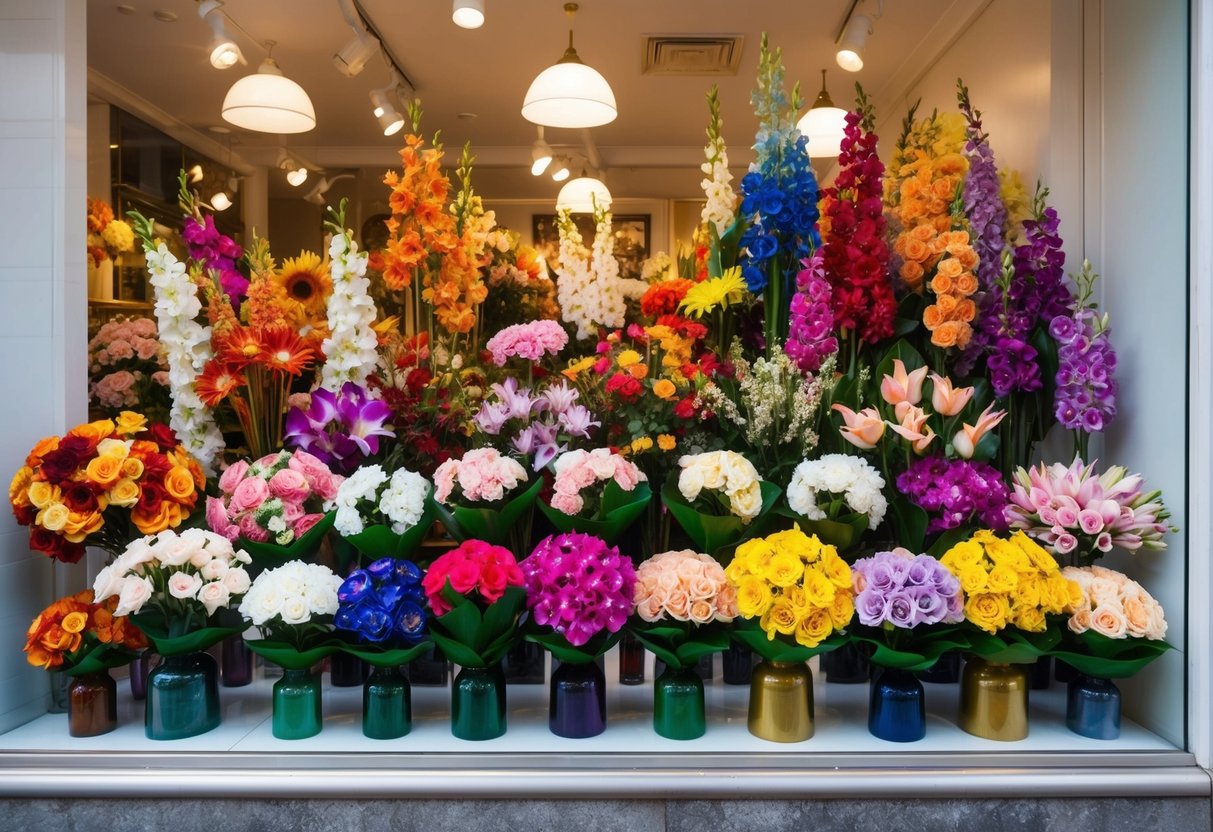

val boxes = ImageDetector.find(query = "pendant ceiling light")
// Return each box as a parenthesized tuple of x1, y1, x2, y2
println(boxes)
(222, 42, 316, 134)
(556, 175, 611, 213)
(522, 3, 617, 129)
(796, 70, 848, 159)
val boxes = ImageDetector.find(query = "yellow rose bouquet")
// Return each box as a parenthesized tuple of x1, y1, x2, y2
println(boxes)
(725, 526, 855, 662)
(939, 529, 1081, 663)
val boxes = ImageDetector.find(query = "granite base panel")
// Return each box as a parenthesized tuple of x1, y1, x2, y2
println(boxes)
(0, 797, 1207, 832)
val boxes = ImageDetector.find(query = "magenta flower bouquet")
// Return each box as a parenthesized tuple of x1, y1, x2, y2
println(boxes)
(521, 533, 636, 662)
(1005, 457, 1173, 565)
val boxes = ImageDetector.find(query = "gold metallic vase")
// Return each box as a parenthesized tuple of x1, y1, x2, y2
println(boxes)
(747, 660, 814, 742)
(958, 657, 1029, 741)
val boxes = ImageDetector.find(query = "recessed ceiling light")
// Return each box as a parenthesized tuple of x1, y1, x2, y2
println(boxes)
(152, 9, 177, 22)
(116, 5, 137, 15)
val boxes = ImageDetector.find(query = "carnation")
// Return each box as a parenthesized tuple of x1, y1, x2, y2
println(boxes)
(788, 453, 887, 527)
(521, 533, 636, 646)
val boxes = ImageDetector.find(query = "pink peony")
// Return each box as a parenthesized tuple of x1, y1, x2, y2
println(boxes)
(218, 460, 250, 494)
(230, 476, 270, 514)
(268, 468, 311, 503)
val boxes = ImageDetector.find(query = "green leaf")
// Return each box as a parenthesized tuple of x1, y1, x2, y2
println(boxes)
(1048, 632, 1171, 678)
(340, 641, 434, 669)
(662, 477, 782, 562)
(675, 629, 730, 665)
(429, 631, 488, 668)
(477, 586, 526, 652)
(238, 512, 336, 570)
(793, 513, 869, 552)
(343, 498, 440, 565)
(731, 617, 846, 662)
(537, 482, 652, 546)
(245, 638, 340, 670)
(62, 644, 142, 677)
(850, 626, 971, 672)
(526, 628, 621, 664)
(926, 526, 972, 558)
(129, 615, 246, 657)
(889, 499, 928, 554)
(874, 339, 926, 381)
(435, 477, 543, 546)
(965, 625, 1060, 664)
(630, 628, 682, 668)
(435, 589, 484, 647)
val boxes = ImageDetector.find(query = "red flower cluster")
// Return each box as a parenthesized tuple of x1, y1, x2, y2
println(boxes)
(640, 279, 694, 319)
(821, 110, 896, 343)
(422, 539, 525, 615)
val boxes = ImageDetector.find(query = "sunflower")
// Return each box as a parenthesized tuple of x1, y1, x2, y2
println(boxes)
(274, 251, 331, 320)
(195, 362, 246, 407)
(679, 267, 747, 319)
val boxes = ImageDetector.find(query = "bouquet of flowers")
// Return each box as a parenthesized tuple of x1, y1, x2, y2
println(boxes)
(87, 317, 170, 421)
(537, 448, 651, 545)
(896, 456, 1010, 550)
(238, 560, 344, 668)
(420, 539, 527, 668)
(1050, 565, 1170, 677)
(485, 319, 568, 368)
(87, 197, 134, 267)
(725, 527, 854, 661)
(663, 450, 781, 559)
(205, 449, 341, 566)
(1005, 457, 1172, 565)
(24, 590, 147, 675)
(938, 529, 1081, 663)
(432, 447, 541, 553)
(283, 382, 394, 476)
(521, 533, 636, 662)
(93, 529, 252, 655)
(332, 464, 436, 562)
(9, 412, 204, 562)
(848, 550, 968, 670)
(334, 557, 431, 667)
(786, 454, 887, 551)
(630, 549, 738, 668)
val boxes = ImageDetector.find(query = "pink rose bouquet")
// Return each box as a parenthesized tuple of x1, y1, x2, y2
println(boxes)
(206, 449, 342, 566)
(87, 316, 170, 421)
(432, 448, 542, 554)
(521, 533, 636, 658)
(630, 549, 737, 670)
(537, 448, 651, 545)
(422, 540, 527, 669)
(1005, 457, 1174, 565)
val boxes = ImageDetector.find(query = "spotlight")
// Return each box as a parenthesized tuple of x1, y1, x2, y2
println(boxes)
(377, 105, 405, 136)
(549, 157, 570, 182)
(304, 173, 354, 206)
(369, 87, 392, 119)
(198, 0, 245, 69)
(530, 127, 553, 176)
(333, 30, 380, 77)
(836, 13, 870, 73)
(210, 175, 239, 211)
(277, 150, 309, 186)
(452, 0, 485, 29)
(186, 164, 205, 184)
(286, 167, 309, 187)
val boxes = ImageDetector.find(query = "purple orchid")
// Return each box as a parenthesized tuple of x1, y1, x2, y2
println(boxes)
(284, 382, 394, 475)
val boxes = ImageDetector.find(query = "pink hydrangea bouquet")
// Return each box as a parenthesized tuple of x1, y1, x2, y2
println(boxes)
(1005, 457, 1173, 565)
(432, 447, 542, 554)
(93, 528, 252, 655)
(537, 448, 651, 545)
(206, 449, 342, 566)
(1050, 565, 1170, 679)
(630, 549, 737, 669)
(662, 450, 781, 559)
(521, 533, 636, 660)
(485, 319, 569, 367)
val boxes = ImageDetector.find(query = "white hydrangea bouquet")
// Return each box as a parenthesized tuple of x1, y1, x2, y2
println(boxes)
(785, 453, 888, 552)
(94, 528, 252, 655)
(333, 463, 438, 564)
(661, 450, 781, 562)
(238, 560, 344, 669)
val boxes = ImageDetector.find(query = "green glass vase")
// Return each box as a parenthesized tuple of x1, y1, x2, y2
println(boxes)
(363, 665, 411, 740)
(653, 664, 706, 740)
(451, 663, 506, 741)
(145, 651, 221, 741)
(272, 667, 323, 740)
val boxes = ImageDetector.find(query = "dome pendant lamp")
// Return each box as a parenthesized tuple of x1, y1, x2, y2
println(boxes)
(222, 41, 316, 134)
(522, 3, 617, 129)
(796, 69, 848, 159)
(556, 174, 611, 213)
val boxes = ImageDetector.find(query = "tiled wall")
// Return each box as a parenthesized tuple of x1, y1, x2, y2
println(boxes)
(0, 0, 87, 732)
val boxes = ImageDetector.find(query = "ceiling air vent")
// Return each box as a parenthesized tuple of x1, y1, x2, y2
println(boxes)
(642, 35, 745, 76)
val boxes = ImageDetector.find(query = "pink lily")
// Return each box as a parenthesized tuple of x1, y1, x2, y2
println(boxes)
(952, 403, 1007, 459)
(929, 373, 975, 417)
(832, 403, 885, 450)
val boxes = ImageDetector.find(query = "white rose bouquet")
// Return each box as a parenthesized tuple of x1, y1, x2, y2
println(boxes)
(662, 450, 781, 562)
(786, 454, 888, 552)
(333, 464, 438, 563)
(94, 528, 252, 655)
(238, 560, 344, 669)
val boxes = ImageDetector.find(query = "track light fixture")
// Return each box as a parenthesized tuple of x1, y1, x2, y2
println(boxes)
(452, 0, 485, 29)
(210, 175, 240, 212)
(334, 30, 380, 77)
(304, 173, 355, 206)
(198, 0, 245, 70)
(549, 157, 570, 182)
(836, 13, 870, 72)
(531, 126, 553, 176)
(277, 149, 309, 187)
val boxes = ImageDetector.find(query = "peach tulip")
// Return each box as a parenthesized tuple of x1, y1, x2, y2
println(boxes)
(929, 373, 975, 416)
(832, 404, 885, 450)
(952, 403, 1008, 459)
(888, 405, 937, 454)
(880, 360, 928, 420)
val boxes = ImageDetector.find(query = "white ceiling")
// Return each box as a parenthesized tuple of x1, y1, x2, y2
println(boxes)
(87, 0, 986, 198)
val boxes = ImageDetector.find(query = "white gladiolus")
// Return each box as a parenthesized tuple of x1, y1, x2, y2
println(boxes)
(555, 209, 632, 340)
(320, 227, 380, 391)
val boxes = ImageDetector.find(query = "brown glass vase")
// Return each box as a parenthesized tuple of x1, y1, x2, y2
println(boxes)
(68, 670, 118, 738)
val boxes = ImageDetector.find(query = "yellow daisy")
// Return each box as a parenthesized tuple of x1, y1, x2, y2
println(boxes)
(274, 251, 332, 320)
(679, 267, 747, 318)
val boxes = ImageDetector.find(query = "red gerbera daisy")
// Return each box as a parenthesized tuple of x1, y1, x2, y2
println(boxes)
(218, 327, 265, 369)
(258, 325, 315, 375)
(196, 361, 246, 407)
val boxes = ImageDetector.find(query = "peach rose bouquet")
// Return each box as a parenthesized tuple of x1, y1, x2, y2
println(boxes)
(629, 549, 738, 669)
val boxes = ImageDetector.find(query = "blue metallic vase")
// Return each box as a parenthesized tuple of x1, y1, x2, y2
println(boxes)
(868, 667, 926, 742)
(1066, 674, 1121, 740)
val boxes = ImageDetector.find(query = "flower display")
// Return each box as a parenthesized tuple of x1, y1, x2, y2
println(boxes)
(897, 456, 1010, 535)
(93, 528, 252, 627)
(521, 533, 636, 647)
(206, 449, 341, 545)
(851, 550, 964, 629)
(182, 213, 247, 304)
(23, 590, 147, 672)
(485, 319, 568, 366)
(957, 81, 1008, 296)
(335, 557, 428, 645)
(726, 527, 854, 649)
(699, 86, 736, 237)
(421, 539, 525, 617)
(283, 382, 394, 475)
(548, 448, 645, 516)
(239, 561, 343, 630)
(555, 207, 644, 339)
(676, 450, 765, 522)
(332, 464, 430, 537)
(1004, 457, 1172, 563)
(1062, 565, 1167, 642)
(787, 453, 887, 527)
(87, 197, 135, 267)
(9, 412, 204, 562)
(433, 447, 529, 505)
(87, 316, 170, 418)
(938, 530, 1079, 635)
(320, 212, 381, 390)
(633, 549, 737, 624)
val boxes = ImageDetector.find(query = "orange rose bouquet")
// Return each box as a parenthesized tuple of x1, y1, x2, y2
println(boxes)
(9, 411, 204, 562)
(24, 590, 147, 675)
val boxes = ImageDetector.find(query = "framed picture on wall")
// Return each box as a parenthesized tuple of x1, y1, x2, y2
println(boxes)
(532, 213, 651, 280)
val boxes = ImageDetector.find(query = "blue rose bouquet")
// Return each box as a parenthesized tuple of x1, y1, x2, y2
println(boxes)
(335, 557, 432, 667)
